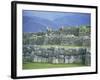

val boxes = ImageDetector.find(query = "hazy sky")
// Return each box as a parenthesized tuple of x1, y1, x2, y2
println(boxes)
(23, 10, 90, 21)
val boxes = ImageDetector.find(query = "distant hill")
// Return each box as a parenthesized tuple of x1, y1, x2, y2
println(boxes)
(23, 16, 58, 32)
(54, 14, 90, 27)
(23, 13, 90, 32)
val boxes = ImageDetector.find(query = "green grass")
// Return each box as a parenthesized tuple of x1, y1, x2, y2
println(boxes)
(23, 62, 86, 69)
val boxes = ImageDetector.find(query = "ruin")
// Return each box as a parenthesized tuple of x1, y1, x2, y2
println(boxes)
(23, 45, 91, 66)
(23, 26, 91, 66)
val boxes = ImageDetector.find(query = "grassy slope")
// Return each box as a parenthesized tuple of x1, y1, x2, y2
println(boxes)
(23, 62, 86, 69)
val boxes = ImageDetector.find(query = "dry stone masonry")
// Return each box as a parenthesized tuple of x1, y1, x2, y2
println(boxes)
(23, 26, 91, 66)
(23, 45, 91, 66)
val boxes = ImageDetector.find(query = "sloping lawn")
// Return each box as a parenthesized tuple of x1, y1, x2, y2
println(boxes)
(23, 62, 86, 69)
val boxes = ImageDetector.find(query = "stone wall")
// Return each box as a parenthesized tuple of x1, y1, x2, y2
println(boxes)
(23, 45, 91, 66)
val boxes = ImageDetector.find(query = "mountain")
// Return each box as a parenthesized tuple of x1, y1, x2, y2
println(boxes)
(54, 14, 90, 27)
(23, 13, 90, 32)
(23, 16, 58, 32)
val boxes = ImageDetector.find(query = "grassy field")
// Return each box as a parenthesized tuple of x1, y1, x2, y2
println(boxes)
(23, 62, 85, 69)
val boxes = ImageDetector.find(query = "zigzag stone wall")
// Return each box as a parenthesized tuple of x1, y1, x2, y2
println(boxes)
(23, 45, 91, 66)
